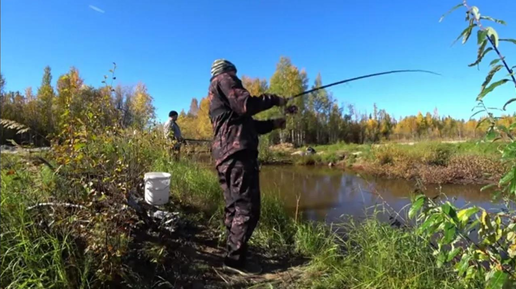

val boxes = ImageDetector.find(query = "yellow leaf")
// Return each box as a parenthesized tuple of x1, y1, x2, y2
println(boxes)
(508, 244, 516, 258)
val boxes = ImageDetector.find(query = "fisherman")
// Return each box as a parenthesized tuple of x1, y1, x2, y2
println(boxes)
(208, 59, 292, 275)
(163, 110, 183, 160)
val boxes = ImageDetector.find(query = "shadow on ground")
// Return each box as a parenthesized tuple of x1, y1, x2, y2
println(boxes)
(115, 201, 308, 289)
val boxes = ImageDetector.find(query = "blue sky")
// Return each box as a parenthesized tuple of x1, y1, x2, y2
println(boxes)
(2, 0, 515, 123)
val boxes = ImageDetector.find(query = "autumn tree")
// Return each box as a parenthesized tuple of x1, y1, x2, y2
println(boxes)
(241, 76, 269, 97)
(268, 57, 307, 145)
(0, 73, 5, 95)
(195, 97, 212, 139)
(188, 98, 200, 117)
(37, 66, 56, 137)
(129, 82, 155, 130)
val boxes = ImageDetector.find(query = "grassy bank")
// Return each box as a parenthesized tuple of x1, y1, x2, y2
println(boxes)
(1, 135, 483, 288)
(263, 140, 506, 185)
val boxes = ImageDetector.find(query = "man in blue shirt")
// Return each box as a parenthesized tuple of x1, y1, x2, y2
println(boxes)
(163, 110, 183, 160)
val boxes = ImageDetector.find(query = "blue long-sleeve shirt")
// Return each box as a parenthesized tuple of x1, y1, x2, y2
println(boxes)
(163, 118, 182, 140)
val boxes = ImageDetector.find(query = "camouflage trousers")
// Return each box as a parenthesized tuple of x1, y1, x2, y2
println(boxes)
(216, 150, 260, 265)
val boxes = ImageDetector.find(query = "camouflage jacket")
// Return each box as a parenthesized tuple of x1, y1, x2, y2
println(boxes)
(208, 72, 281, 167)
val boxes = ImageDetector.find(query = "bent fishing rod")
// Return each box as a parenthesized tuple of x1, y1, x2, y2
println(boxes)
(283, 69, 441, 104)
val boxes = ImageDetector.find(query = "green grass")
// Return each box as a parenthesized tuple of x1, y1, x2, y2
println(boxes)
(152, 157, 223, 216)
(1, 159, 94, 288)
(297, 216, 479, 289)
(145, 156, 483, 288)
(1, 143, 485, 288)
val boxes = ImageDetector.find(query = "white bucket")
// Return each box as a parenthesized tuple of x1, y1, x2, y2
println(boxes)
(144, 172, 171, 206)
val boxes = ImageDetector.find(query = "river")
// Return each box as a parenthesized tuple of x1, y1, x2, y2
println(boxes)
(258, 165, 508, 224)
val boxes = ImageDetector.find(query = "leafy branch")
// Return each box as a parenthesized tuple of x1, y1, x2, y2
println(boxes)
(441, 1, 516, 106)
(409, 2, 516, 287)
(412, 195, 516, 286)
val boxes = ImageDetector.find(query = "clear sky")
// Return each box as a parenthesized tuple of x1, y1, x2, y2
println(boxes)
(2, 0, 515, 123)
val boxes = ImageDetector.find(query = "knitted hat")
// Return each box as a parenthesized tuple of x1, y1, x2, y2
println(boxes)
(211, 59, 237, 77)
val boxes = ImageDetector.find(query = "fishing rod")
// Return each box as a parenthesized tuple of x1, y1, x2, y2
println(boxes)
(284, 69, 441, 104)
(182, 138, 211, 143)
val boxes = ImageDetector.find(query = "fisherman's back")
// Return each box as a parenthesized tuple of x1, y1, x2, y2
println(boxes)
(208, 72, 260, 166)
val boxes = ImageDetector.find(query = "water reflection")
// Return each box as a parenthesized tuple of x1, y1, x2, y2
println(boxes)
(259, 166, 508, 224)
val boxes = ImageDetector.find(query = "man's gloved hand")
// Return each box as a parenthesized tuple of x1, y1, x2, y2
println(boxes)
(276, 96, 291, 106)
(273, 118, 287, 129)
(284, 105, 298, 115)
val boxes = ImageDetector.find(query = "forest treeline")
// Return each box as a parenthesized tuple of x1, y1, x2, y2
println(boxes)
(0, 66, 155, 146)
(1, 57, 515, 147)
(178, 57, 516, 145)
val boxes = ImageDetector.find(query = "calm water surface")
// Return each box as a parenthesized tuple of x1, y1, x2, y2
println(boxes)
(258, 165, 508, 224)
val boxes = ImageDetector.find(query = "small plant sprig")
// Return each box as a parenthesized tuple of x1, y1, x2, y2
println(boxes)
(442, 1, 516, 98)
(410, 2, 516, 288)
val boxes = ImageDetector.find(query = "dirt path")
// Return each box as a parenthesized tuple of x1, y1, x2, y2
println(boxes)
(125, 209, 308, 289)
(183, 226, 306, 288)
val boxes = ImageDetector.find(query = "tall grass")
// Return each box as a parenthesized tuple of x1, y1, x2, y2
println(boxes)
(1, 139, 485, 288)
(300, 216, 479, 289)
(149, 156, 482, 288)
(1, 159, 93, 288)
(152, 157, 222, 215)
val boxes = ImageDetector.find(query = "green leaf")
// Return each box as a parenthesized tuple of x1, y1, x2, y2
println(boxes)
(73, 143, 86, 150)
(480, 16, 507, 25)
(477, 30, 488, 45)
(508, 243, 516, 258)
(477, 79, 510, 101)
(443, 222, 456, 244)
(456, 253, 472, 276)
(486, 129, 498, 141)
(500, 38, 516, 45)
(490, 59, 501, 67)
(409, 196, 425, 219)
(453, 24, 476, 46)
(457, 207, 479, 226)
(470, 6, 480, 20)
(447, 247, 461, 262)
(503, 98, 516, 111)
(486, 27, 500, 48)
(486, 270, 508, 289)
(436, 250, 447, 268)
(470, 109, 486, 119)
(481, 183, 497, 192)
(499, 168, 516, 186)
(468, 41, 491, 67)
(466, 219, 480, 233)
(463, 25, 475, 44)
(476, 117, 492, 129)
(442, 202, 458, 222)
(439, 3, 464, 22)
(481, 64, 503, 89)
(418, 214, 441, 233)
